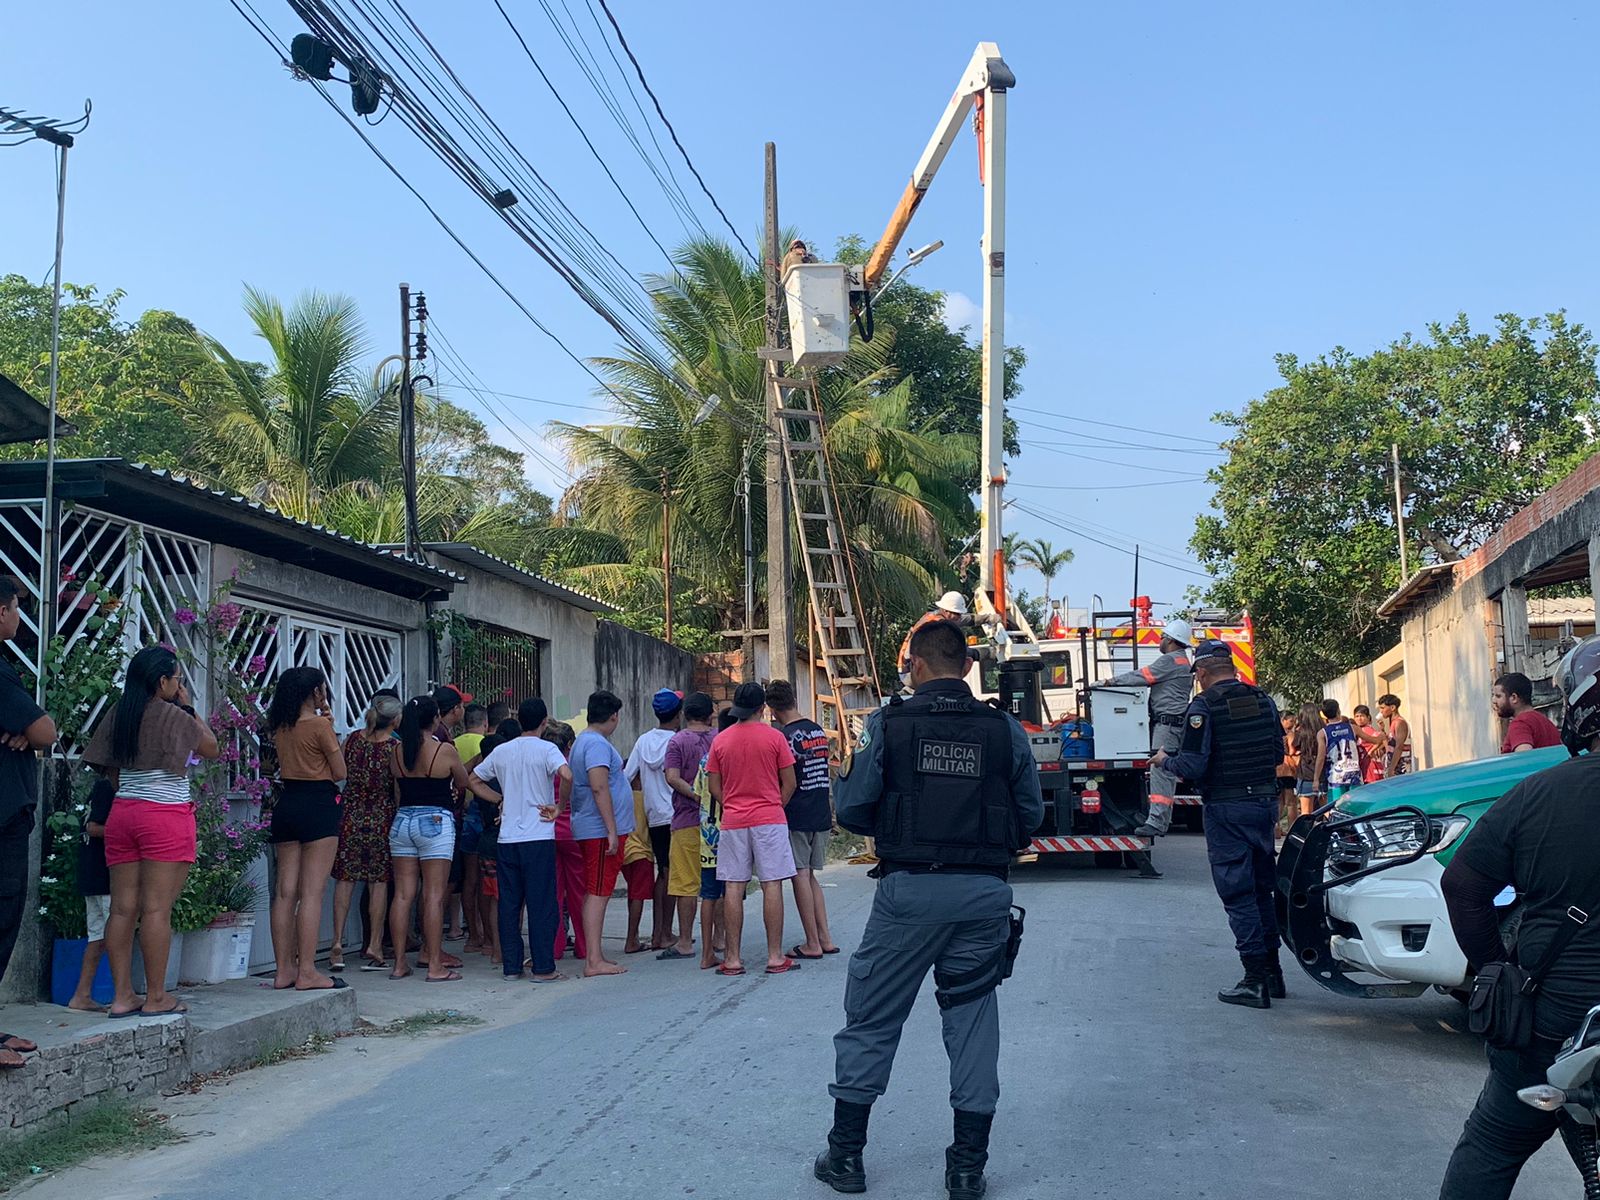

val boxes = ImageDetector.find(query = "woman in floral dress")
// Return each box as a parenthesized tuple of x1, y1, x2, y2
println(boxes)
(331, 694, 401, 970)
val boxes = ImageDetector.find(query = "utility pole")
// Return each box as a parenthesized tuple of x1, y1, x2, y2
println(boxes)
(976, 65, 1010, 612)
(660, 468, 673, 644)
(761, 143, 793, 683)
(398, 283, 421, 560)
(1391, 443, 1410, 580)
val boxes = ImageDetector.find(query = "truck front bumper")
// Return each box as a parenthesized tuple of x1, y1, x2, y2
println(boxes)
(1277, 806, 1467, 998)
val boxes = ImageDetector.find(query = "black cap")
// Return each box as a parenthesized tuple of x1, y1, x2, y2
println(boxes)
(729, 681, 767, 719)
(1190, 639, 1234, 672)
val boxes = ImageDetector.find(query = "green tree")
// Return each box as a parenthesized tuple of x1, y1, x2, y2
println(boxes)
(1013, 537, 1074, 609)
(835, 236, 1024, 487)
(1193, 312, 1599, 695)
(551, 237, 979, 655)
(0, 275, 227, 466)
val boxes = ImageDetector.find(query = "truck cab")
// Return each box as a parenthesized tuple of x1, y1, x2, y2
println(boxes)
(1277, 746, 1565, 998)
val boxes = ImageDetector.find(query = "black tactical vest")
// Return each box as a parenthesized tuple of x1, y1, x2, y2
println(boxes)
(873, 686, 1021, 867)
(1198, 680, 1281, 793)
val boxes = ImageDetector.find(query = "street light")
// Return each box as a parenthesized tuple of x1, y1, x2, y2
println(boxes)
(872, 240, 945, 304)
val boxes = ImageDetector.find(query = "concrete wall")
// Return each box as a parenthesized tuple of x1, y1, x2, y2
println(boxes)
(595, 620, 694, 748)
(429, 562, 601, 721)
(1323, 643, 1406, 717)
(1401, 573, 1499, 768)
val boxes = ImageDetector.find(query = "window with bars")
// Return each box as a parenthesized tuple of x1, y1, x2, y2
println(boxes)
(450, 619, 543, 711)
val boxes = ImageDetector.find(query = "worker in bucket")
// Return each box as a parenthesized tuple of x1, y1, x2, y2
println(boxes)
(814, 619, 1043, 1199)
(898, 591, 969, 688)
(1102, 619, 1194, 837)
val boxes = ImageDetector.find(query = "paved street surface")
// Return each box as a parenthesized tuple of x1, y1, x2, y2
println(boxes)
(24, 835, 1573, 1199)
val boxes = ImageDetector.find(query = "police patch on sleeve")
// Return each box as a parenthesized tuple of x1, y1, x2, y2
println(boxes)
(1189, 714, 1205, 729)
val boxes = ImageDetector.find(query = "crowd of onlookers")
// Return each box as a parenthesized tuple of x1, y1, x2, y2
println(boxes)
(42, 644, 844, 1046)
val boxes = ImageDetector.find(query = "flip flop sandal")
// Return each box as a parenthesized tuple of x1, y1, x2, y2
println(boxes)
(107, 1007, 144, 1019)
(823, 947, 842, 955)
(298, 978, 348, 990)
(144, 1002, 189, 1015)
(765, 959, 802, 975)
(361, 959, 391, 972)
(328, 957, 346, 973)
(0, 1051, 25, 1069)
(700, 960, 724, 970)
(388, 971, 412, 981)
(623, 946, 652, 955)
(715, 964, 746, 976)
(425, 971, 463, 983)
(789, 945, 825, 960)
(0, 1034, 37, 1052)
(656, 948, 694, 960)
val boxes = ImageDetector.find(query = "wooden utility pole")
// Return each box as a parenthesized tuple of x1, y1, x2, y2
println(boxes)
(1391, 443, 1409, 580)
(762, 143, 793, 683)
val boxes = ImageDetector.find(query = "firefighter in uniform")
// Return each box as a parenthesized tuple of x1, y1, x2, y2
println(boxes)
(814, 619, 1044, 1199)
(1102, 619, 1193, 837)
(1156, 638, 1286, 1009)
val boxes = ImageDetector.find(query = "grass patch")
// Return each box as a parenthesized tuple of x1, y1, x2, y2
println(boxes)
(0, 1101, 178, 1190)
(828, 829, 871, 863)
(248, 1032, 335, 1070)
(362, 1009, 484, 1038)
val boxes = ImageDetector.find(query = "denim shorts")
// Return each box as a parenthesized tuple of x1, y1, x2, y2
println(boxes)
(390, 806, 456, 861)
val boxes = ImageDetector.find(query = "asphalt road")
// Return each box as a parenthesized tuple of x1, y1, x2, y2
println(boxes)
(27, 834, 1576, 1199)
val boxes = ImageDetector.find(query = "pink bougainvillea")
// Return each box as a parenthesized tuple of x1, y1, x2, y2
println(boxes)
(172, 608, 197, 627)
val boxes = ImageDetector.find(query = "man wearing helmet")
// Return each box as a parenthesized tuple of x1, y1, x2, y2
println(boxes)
(898, 592, 970, 688)
(1103, 620, 1194, 837)
(1437, 635, 1600, 1197)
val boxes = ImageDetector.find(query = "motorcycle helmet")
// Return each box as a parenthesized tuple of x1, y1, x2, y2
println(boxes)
(1555, 635, 1600, 756)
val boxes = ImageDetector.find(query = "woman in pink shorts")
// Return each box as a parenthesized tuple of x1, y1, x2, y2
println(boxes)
(83, 646, 218, 1018)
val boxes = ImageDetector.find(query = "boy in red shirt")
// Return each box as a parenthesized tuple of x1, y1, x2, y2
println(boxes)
(707, 682, 798, 976)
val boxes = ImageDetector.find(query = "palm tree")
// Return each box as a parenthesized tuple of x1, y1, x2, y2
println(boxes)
(1014, 537, 1074, 611)
(552, 237, 977, 639)
(192, 288, 397, 523)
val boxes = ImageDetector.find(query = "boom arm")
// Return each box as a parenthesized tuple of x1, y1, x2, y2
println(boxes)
(862, 44, 1016, 291)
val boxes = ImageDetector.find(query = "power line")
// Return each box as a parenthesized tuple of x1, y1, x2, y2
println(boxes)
(489, 0, 672, 262)
(228, 1, 657, 411)
(1009, 401, 1224, 446)
(592, 0, 756, 263)
(1012, 501, 1211, 579)
(1018, 425, 1224, 456)
(1021, 443, 1209, 477)
(1009, 478, 1207, 491)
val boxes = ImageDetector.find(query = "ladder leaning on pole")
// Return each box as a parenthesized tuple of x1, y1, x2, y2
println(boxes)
(770, 374, 882, 744)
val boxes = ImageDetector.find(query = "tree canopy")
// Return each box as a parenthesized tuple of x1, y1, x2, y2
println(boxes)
(1193, 311, 1600, 696)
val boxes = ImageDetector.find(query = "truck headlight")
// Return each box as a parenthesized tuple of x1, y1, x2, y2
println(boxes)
(1365, 814, 1470, 859)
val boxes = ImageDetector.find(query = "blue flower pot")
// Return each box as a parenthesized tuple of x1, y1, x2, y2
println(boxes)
(51, 937, 114, 1007)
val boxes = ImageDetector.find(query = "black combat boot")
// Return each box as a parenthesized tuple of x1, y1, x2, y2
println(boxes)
(1218, 955, 1271, 1009)
(1265, 950, 1287, 1000)
(945, 1109, 994, 1200)
(814, 1098, 871, 1194)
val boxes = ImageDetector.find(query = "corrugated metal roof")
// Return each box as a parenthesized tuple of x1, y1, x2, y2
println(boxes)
(1375, 562, 1456, 620)
(0, 459, 459, 601)
(418, 542, 615, 614)
(1529, 596, 1596, 623)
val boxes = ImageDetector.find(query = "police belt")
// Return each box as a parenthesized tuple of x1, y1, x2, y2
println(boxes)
(1153, 712, 1188, 727)
(872, 860, 1009, 882)
(1204, 781, 1280, 802)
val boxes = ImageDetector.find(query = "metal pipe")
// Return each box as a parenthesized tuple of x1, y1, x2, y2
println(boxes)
(39, 143, 68, 706)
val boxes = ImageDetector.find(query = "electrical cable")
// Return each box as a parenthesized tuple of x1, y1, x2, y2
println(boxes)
(228, 0, 654, 413)
(1011, 500, 1211, 578)
(489, 0, 672, 262)
(592, 0, 757, 263)
(1008, 401, 1224, 445)
(1020, 443, 1209, 476)
(1009, 478, 1207, 491)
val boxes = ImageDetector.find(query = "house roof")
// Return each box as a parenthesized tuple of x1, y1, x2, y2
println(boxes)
(0, 459, 458, 602)
(0, 372, 74, 445)
(418, 542, 615, 614)
(1375, 562, 1456, 621)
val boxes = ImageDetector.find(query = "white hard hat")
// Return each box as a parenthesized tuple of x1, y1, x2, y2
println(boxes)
(1162, 619, 1193, 647)
(935, 591, 969, 616)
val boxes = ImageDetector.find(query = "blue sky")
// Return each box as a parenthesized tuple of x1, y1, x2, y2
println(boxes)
(5, 1, 1600, 618)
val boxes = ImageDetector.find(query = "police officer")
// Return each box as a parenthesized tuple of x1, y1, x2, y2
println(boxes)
(1103, 619, 1193, 837)
(1155, 638, 1286, 1009)
(814, 619, 1044, 1199)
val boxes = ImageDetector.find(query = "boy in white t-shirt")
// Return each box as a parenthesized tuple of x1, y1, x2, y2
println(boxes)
(466, 698, 573, 982)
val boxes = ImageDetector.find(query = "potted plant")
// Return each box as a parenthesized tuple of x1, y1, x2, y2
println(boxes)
(176, 795, 269, 984)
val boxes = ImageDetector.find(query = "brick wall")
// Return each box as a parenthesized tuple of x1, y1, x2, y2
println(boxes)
(693, 650, 749, 706)
(1454, 451, 1600, 587)
(0, 1021, 188, 1134)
